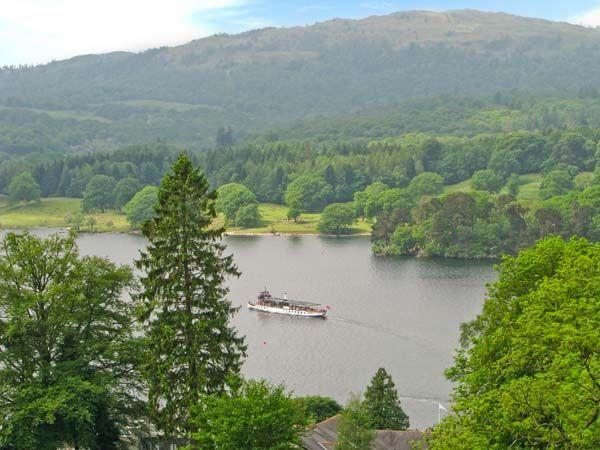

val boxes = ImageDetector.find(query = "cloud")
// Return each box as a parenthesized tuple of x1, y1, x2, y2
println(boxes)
(0, 0, 250, 66)
(569, 7, 600, 27)
(359, 2, 396, 12)
(298, 5, 333, 13)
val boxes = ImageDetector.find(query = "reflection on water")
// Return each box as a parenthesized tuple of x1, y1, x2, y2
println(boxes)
(1, 230, 496, 429)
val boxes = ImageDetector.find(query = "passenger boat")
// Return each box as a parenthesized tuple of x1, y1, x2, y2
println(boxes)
(247, 289, 327, 318)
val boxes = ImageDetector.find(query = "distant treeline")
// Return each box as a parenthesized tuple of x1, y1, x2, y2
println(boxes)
(1, 144, 182, 196)
(3, 127, 598, 201)
(200, 127, 597, 202)
(3, 124, 600, 258)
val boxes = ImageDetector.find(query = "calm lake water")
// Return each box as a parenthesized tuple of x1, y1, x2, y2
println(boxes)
(9, 230, 496, 429)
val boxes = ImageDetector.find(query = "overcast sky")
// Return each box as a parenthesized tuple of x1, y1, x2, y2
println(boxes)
(2, 0, 600, 66)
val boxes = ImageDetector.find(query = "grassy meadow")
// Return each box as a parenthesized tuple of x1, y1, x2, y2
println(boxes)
(444, 173, 544, 206)
(224, 203, 372, 235)
(0, 197, 130, 232)
(0, 199, 371, 235)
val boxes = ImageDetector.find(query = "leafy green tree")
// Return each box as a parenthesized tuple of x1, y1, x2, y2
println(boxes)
(487, 151, 519, 179)
(235, 203, 261, 228)
(470, 169, 504, 192)
(533, 205, 563, 237)
(419, 137, 442, 172)
(189, 380, 309, 449)
(295, 396, 342, 423)
(66, 164, 94, 198)
(430, 237, 600, 449)
(506, 173, 520, 197)
(7, 171, 41, 203)
(408, 172, 444, 198)
(335, 395, 375, 450)
(0, 232, 140, 449)
(390, 225, 417, 254)
(552, 132, 592, 169)
(574, 171, 594, 190)
(353, 182, 388, 220)
(324, 163, 337, 187)
(540, 168, 574, 199)
(113, 176, 141, 209)
(139, 161, 161, 185)
(216, 183, 258, 224)
(318, 202, 356, 235)
(364, 368, 409, 430)
(285, 173, 333, 212)
(287, 205, 301, 222)
(82, 174, 117, 212)
(373, 188, 414, 217)
(135, 154, 246, 435)
(405, 156, 417, 179)
(124, 186, 158, 227)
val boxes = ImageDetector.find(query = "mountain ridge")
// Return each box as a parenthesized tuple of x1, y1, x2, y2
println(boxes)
(1, 9, 600, 152)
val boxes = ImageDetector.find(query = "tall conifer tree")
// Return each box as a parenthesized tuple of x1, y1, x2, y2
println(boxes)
(364, 368, 409, 430)
(135, 154, 246, 435)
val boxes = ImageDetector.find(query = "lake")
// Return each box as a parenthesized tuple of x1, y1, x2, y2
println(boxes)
(11, 230, 496, 429)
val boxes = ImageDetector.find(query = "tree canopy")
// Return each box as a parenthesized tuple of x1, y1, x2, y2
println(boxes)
(0, 232, 140, 449)
(216, 183, 258, 225)
(470, 169, 504, 192)
(295, 396, 343, 423)
(124, 185, 158, 228)
(540, 168, 575, 199)
(335, 395, 375, 450)
(285, 173, 333, 212)
(7, 171, 40, 203)
(82, 174, 117, 212)
(113, 176, 141, 209)
(317, 202, 356, 235)
(430, 237, 600, 449)
(408, 172, 444, 198)
(235, 203, 261, 228)
(189, 380, 309, 449)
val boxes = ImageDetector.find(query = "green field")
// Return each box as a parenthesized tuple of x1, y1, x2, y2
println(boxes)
(514, 173, 543, 205)
(444, 173, 543, 205)
(0, 199, 372, 235)
(225, 204, 372, 235)
(0, 198, 129, 232)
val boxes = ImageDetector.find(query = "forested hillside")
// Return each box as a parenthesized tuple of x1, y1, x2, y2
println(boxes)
(3, 10, 600, 152)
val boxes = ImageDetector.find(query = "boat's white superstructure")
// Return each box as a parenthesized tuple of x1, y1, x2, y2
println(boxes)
(247, 289, 327, 318)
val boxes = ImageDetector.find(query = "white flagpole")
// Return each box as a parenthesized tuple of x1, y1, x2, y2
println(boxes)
(438, 402, 447, 423)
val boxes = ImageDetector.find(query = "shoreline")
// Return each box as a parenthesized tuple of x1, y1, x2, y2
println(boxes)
(0, 225, 371, 238)
(225, 231, 371, 237)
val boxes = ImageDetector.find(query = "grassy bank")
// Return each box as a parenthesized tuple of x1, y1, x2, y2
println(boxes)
(0, 197, 129, 232)
(444, 172, 543, 205)
(225, 204, 372, 235)
(0, 199, 372, 235)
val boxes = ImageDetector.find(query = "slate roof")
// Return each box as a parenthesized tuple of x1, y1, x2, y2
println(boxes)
(301, 415, 429, 450)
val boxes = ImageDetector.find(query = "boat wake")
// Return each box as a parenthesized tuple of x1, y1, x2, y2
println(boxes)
(326, 315, 452, 411)
(326, 315, 439, 353)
